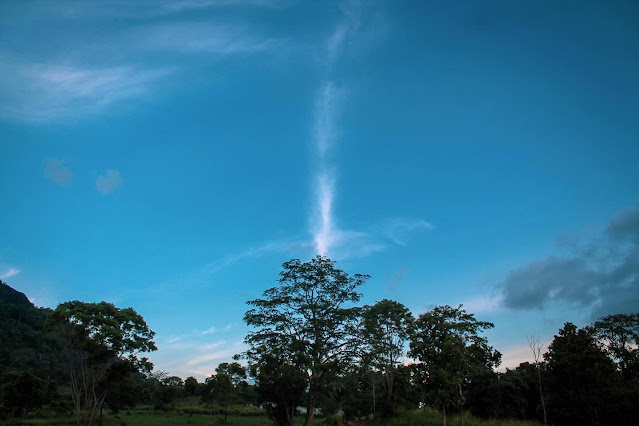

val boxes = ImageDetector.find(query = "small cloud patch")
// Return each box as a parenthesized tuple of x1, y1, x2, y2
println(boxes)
(96, 170, 123, 195)
(44, 158, 73, 186)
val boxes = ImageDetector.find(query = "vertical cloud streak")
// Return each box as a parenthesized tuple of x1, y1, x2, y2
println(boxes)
(314, 171, 335, 256)
(310, 2, 358, 257)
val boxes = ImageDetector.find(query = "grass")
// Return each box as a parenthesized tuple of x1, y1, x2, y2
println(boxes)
(6, 406, 543, 426)
(380, 408, 543, 426)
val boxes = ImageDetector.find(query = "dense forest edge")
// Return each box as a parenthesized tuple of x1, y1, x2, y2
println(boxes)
(1, 256, 637, 426)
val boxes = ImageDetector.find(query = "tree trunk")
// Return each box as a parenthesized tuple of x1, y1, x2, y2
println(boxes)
(442, 405, 447, 426)
(536, 367, 547, 424)
(305, 378, 316, 425)
(459, 384, 465, 426)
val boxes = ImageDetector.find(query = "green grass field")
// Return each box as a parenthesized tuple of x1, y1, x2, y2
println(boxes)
(6, 406, 543, 426)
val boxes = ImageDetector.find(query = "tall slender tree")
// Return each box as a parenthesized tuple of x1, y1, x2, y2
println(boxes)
(361, 299, 413, 417)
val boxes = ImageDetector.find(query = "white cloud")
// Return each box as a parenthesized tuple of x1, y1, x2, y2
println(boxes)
(44, 158, 73, 186)
(0, 267, 21, 280)
(0, 60, 173, 122)
(313, 171, 336, 256)
(96, 170, 123, 195)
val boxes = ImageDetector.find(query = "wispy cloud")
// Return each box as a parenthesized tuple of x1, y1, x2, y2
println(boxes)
(161, 0, 285, 14)
(151, 335, 246, 379)
(319, 217, 432, 260)
(0, 60, 173, 122)
(309, 2, 431, 259)
(141, 21, 279, 55)
(309, 1, 356, 257)
(0, 267, 21, 280)
(201, 323, 232, 335)
(325, 0, 361, 67)
(313, 82, 342, 159)
(203, 239, 306, 275)
(96, 170, 123, 195)
(44, 158, 73, 186)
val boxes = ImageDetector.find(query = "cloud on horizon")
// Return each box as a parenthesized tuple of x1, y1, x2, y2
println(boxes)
(499, 204, 639, 318)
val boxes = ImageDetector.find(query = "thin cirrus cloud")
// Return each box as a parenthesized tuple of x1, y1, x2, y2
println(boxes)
(498, 204, 639, 319)
(200, 324, 232, 335)
(44, 158, 73, 186)
(0, 267, 21, 280)
(0, 60, 173, 122)
(96, 170, 123, 195)
(140, 21, 280, 55)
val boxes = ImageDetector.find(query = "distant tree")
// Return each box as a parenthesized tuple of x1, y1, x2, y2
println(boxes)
(47, 301, 156, 426)
(250, 352, 307, 426)
(361, 299, 413, 417)
(544, 322, 618, 426)
(591, 313, 639, 424)
(0, 371, 45, 417)
(244, 256, 369, 425)
(184, 376, 198, 396)
(409, 305, 499, 426)
(205, 362, 247, 423)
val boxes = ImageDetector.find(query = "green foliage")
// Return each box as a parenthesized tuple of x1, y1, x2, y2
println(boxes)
(244, 256, 369, 425)
(544, 322, 619, 426)
(47, 300, 157, 425)
(409, 305, 500, 423)
(361, 299, 414, 417)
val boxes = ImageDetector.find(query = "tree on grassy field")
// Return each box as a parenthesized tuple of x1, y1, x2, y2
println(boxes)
(250, 351, 307, 426)
(0, 370, 46, 417)
(47, 301, 156, 426)
(244, 256, 369, 425)
(409, 305, 499, 426)
(205, 362, 247, 423)
(361, 299, 413, 417)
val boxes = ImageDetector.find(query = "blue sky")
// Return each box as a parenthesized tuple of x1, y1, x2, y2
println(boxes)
(2, 0, 639, 379)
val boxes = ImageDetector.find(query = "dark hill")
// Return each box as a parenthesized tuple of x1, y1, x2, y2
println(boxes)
(0, 280, 61, 382)
(0, 279, 33, 307)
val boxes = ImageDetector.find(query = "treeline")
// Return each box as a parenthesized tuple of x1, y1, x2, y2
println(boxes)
(1, 256, 638, 426)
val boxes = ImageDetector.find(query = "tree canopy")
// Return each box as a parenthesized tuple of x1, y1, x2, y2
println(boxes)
(244, 255, 369, 425)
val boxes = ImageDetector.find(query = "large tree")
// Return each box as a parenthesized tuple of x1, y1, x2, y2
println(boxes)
(47, 301, 156, 426)
(544, 322, 619, 426)
(361, 299, 413, 417)
(243, 256, 369, 425)
(408, 305, 500, 426)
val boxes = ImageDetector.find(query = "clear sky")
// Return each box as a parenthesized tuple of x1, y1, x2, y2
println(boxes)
(2, 0, 639, 380)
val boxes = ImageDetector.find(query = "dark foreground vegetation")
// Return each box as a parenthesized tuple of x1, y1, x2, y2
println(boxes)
(1, 256, 638, 426)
